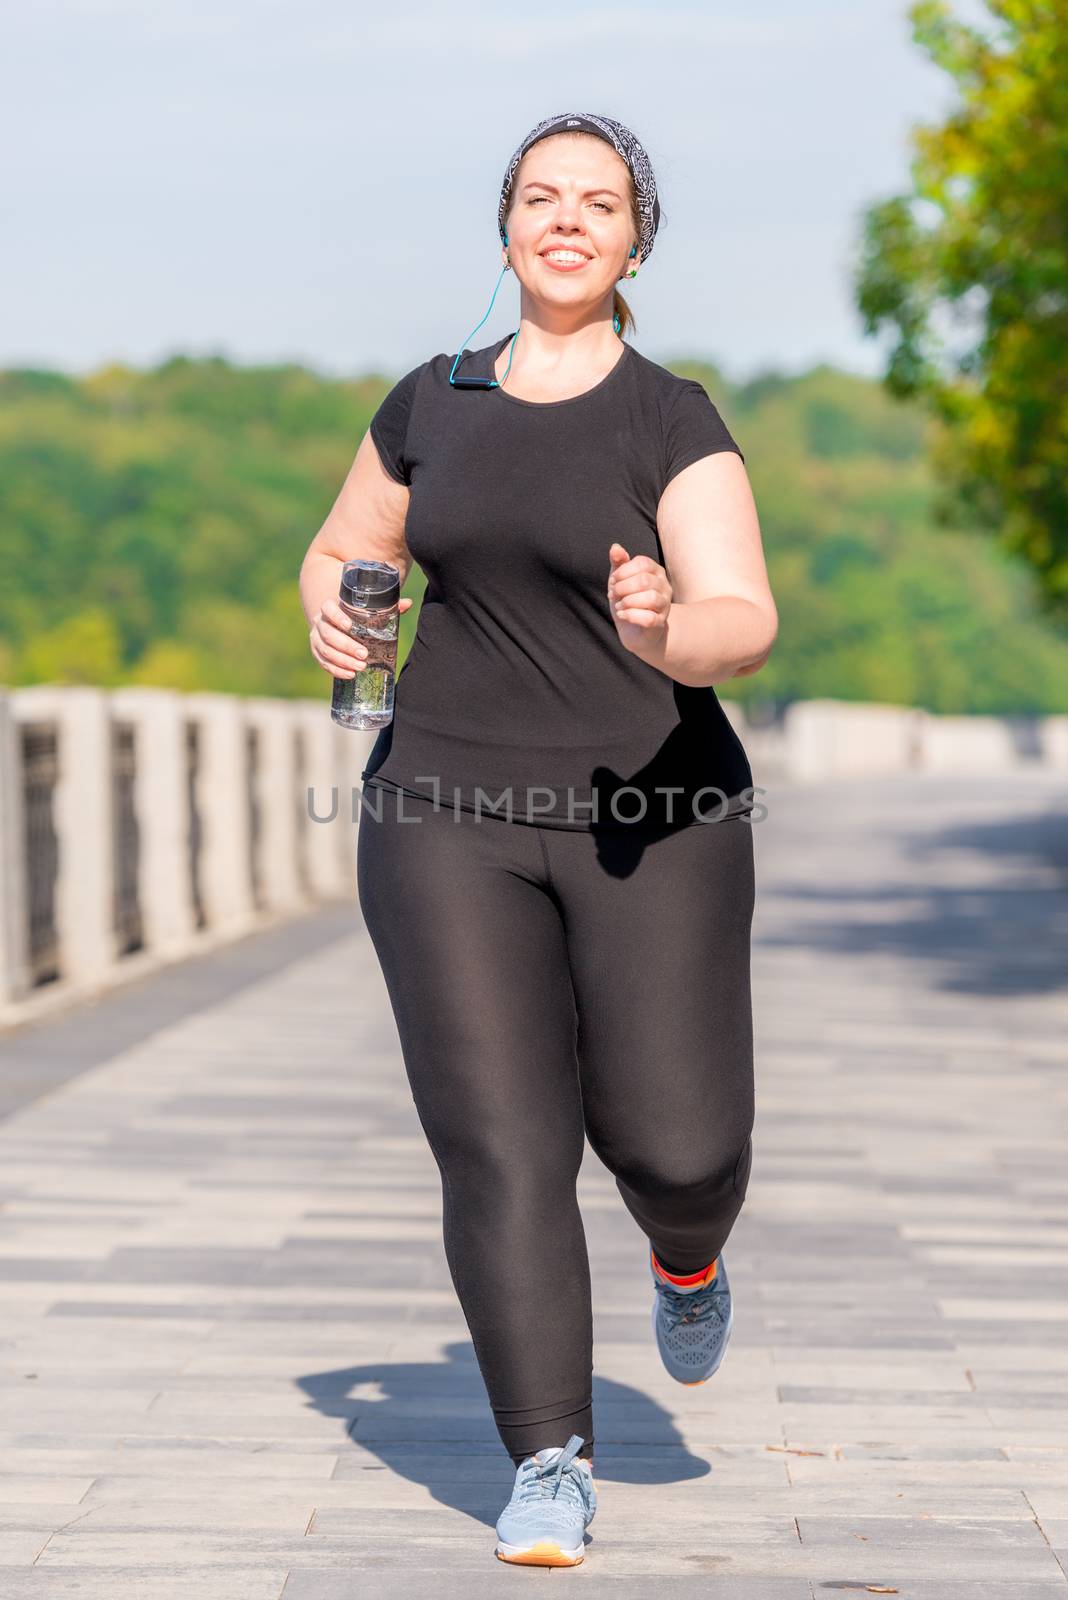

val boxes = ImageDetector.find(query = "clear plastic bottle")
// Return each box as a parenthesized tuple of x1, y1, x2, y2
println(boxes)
(330, 559, 401, 731)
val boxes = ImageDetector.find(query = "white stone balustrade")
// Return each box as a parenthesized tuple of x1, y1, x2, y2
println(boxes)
(0, 685, 1063, 1029)
(0, 686, 377, 1028)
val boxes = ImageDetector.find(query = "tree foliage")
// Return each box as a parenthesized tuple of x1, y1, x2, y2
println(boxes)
(0, 354, 1066, 713)
(855, 0, 1068, 614)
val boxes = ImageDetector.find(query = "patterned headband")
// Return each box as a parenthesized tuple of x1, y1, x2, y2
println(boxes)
(497, 112, 661, 270)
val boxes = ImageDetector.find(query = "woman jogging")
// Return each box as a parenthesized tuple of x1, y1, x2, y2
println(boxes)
(299, 111, 777, 1568)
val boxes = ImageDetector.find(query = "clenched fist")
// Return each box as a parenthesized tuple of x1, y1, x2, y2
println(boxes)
(606, 543, 672, 656)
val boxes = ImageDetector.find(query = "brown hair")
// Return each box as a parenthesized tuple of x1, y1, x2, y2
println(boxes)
(613, 173, 643, 340)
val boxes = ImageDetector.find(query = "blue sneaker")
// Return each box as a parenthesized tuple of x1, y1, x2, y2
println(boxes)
(650, 1246, 733, 1384)
(494, 1433, 597, 1566)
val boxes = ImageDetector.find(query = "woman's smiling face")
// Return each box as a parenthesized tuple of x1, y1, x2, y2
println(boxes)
(503, 134, 639, 314)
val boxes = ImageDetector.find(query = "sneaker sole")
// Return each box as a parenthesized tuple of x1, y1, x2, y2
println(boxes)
(495, 1538, 584, 1565)
(651, 1291, 734, 1384)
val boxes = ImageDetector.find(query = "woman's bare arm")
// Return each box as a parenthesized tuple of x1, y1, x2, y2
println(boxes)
(299, 430, 415, 678)
(646, 451, 778, 687)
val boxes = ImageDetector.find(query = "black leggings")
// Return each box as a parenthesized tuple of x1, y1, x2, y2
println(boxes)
(356, 788, 756, 1467)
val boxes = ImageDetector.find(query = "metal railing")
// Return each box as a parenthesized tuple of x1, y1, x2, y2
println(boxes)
(112, 719, 143, 957)
(185, 719, 206, 932)
(21, 721, 60, 987)
(246, 723, 265, 914)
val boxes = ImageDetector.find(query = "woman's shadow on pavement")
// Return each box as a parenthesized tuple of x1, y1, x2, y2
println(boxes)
(295, 1341, 717, 1527)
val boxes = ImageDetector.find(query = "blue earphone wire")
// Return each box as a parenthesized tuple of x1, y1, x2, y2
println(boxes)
(448, 255, 517, 389)
(448, 234, 636, 388)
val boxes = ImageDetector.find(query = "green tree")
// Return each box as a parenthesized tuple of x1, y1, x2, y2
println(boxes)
(18, 609, 124, 686)
(3, 355, 1067, 711)
(855, 0, 1068, 616)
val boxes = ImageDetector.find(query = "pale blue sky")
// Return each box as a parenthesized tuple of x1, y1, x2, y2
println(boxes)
(3, 0, 992, 383)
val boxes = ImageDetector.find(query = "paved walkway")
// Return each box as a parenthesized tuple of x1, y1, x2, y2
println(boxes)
(0, 771, 1066, 1597)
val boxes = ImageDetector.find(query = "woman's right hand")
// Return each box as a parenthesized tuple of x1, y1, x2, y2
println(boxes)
(310, 595, 415, 678)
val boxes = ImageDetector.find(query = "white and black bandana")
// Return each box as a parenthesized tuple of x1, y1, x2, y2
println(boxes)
(497, 112, 661, 269)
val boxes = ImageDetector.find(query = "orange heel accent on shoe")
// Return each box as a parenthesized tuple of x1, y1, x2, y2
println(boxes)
(496, 1541, 583, 1566)
(652, 1248, 717, 1288)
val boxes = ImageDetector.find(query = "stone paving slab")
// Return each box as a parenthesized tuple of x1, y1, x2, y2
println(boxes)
(0, 1570, 288, 1598)
(0, 771, 1065, 1593)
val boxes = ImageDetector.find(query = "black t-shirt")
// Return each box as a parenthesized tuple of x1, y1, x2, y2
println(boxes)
(360, 331, 756, 829)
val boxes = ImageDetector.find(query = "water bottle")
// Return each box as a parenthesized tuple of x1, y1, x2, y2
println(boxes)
(330, 559, 401, 730)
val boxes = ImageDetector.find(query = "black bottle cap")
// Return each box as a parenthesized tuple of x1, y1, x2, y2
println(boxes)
(340, 559, 401, 610)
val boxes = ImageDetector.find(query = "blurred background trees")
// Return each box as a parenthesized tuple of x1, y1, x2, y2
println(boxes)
(856, 0, 1068, 617)
(3, 1, 1066, 710)
(2, 352, 1066, 711)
